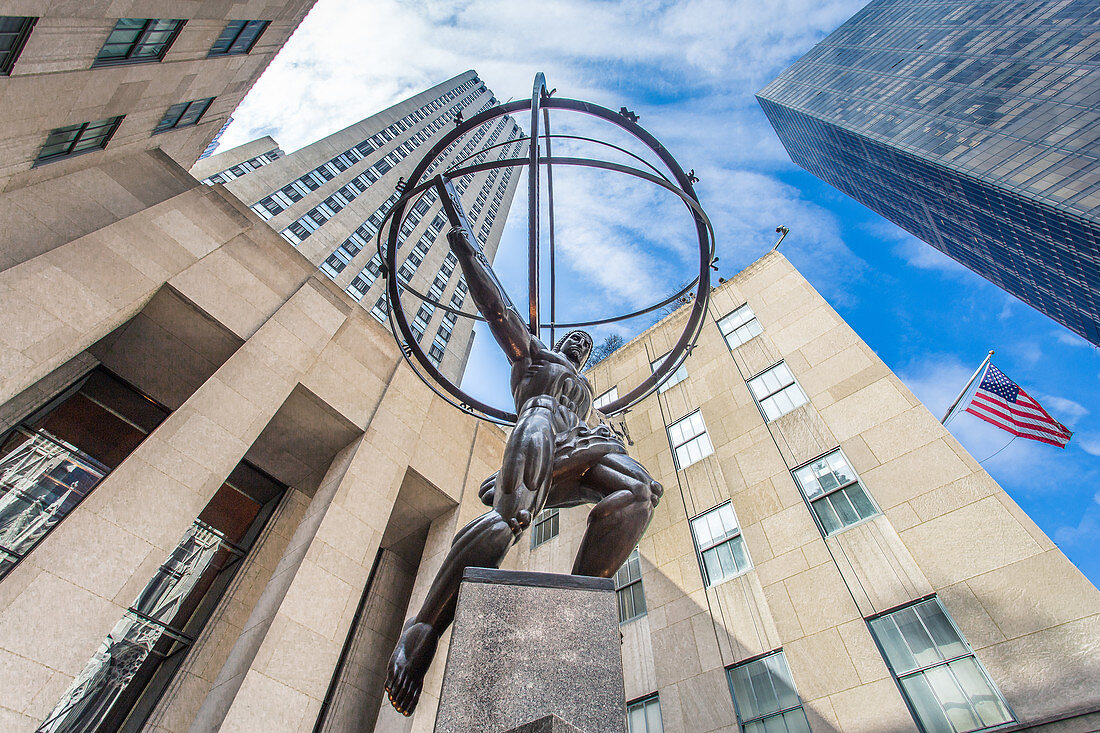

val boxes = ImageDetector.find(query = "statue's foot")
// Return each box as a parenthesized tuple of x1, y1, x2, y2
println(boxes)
(385, 619, 439, 716)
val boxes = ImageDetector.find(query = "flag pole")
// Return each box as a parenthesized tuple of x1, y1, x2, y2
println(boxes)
(941, 350, 994, 424)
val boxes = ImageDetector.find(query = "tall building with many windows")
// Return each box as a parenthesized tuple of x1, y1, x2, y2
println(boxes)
(196, 71, 525, 381)
(0, 4, 314, 192)
(757, 0, 1100, 346)
(0, 3, 314, 277)
(385, 252, 1100, 733)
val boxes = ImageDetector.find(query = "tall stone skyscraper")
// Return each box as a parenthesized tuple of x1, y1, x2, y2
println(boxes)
(194, 71, 525, 382)
(757, 0, 1100, 346)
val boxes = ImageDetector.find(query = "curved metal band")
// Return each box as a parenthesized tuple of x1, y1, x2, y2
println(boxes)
(383, 95, 712, 423)
(387, 155, 714, 329)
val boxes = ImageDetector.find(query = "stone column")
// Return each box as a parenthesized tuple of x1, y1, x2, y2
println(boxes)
(0, 184, 252, 409)
(435, 568, 626, 733)
(202, 363, 475, 733)
(0, 282, 346, 731)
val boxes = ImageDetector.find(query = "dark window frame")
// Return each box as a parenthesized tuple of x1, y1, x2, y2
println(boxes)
(34, 115, 125, 166)
(152, 97, 214, 135)
(689, 501, 751, 587)
(791, 448, 880, 537)
(92, 18, 184, 68)
(207, 19, 270, 57)
(866, 596, 1016, 733)
(0, 366, 171, 581)
(626, 693, 663, 733)
(726, 650, 811, 733)
(0, 15, 36, 75)
(614, 547, 647, 624)
(529, 507, 559, 548)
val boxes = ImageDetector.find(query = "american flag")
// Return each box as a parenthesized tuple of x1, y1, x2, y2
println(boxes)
(963, 364, 1072, 448)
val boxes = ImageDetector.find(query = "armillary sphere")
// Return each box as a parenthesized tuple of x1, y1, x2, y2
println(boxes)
(379, 72, 716, 425)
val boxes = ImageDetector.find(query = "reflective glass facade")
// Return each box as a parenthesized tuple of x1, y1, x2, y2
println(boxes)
(758, 0, 1100, 345)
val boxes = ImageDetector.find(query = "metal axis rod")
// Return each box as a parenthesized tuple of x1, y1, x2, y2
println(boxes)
(527, 73, 546, 336)
(941, 350, 993, 423)
(543, 100, 557, 345)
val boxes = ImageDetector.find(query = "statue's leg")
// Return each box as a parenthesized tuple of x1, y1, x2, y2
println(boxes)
(385, 510, 513, 715)
(570, 452, 663, 578)
(385, 402, 555, 716)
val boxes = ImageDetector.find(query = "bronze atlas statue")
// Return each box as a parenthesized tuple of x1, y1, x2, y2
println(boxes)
(378, 73, 714, 716)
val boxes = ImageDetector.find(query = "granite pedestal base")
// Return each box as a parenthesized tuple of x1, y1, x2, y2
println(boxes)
(434, 568, 626, 733)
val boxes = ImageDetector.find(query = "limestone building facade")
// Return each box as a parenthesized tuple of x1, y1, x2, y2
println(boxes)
(389, 253, 1100, 733)
(193, 71, 525, 382)
(0, 137, 508, 732)
(0, 2, 315, 193)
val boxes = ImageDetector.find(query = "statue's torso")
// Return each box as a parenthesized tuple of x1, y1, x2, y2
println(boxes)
(511, 346, 592, 428)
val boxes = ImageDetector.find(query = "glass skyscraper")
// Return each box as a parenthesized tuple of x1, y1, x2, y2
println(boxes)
(757, 0, 1100, 345)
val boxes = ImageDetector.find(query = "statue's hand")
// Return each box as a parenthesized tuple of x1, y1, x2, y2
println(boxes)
(478, 473, 497, 506)
(446, 227, 477, 257)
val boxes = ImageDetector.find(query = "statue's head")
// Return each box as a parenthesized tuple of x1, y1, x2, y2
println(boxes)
(554, 330, 593, 370)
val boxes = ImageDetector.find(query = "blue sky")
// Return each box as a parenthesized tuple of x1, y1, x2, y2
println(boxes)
(220, 0, 1099, 585)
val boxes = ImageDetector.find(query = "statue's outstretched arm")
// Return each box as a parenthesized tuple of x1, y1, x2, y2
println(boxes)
(447, 226, 533, 363)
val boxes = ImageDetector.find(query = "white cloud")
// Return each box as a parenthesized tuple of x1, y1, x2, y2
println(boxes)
(1054, 329, 1091, 348)
(890, 233, 972, 279)
(1053, 491, 1100, 550)
(1077, 433, 1100, 457)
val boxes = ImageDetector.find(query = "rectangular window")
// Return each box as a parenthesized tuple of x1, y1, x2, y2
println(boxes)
(666, 410, 713, 469)
(0, 16, 35, 74)
(792, 450, 878, 535)
(718, 304, 764, 349)
(614, 548, 646, 623)
(727, 651, 811, 733)
(690, 502, 750, 586)
(593, 387, 618, 412)
(530, 508, 559, 548)
(0, 368, 169, 580)
(651, 353, 687, 393)
(747, 362, 808, 421)
(869, 598, 1014, 733)
(627, 694, 663, 733)
(152, 97, 213, 134)
(428, 335, 447, 366)
(38, 462, 284, 733)
(208, 19, 269, 56)
(94, 18, 183, 66)
(370, 295, 389, 323)
(35, 116, 124, 164)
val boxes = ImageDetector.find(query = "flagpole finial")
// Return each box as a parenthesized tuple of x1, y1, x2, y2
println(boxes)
(941, 350, 996, 424)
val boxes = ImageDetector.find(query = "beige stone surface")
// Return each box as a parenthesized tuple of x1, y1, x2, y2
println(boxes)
(0, 5, 314, 192)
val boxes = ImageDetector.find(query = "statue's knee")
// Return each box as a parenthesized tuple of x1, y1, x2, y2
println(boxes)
(478, 511, 519, 549)
(630, 478, 661, 508)
(649, 479, 663, 506)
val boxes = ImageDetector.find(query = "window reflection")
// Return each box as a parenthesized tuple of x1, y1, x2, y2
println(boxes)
(0, 369, 168, 580)
(38, 463, 283, 733)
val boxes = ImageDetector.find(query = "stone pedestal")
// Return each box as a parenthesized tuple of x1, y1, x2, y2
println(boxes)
(434, 568, 626, 733)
